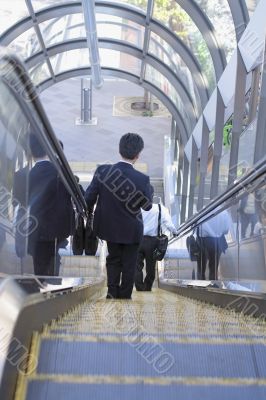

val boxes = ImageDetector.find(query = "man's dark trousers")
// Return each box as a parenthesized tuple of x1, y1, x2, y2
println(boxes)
(197, 237, 222, 280)
(106, 242, 140, 299)
(135, 236, 157, 290)
(32, 240, 61, 276)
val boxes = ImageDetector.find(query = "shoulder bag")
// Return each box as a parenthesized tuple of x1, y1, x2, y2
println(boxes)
(152, 204, 169, 261)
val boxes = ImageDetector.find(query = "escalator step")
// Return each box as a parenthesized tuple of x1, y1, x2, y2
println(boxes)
(36, 338, 259, 378)
(16, 290, 266, 400)
(25, 380, 266, 400)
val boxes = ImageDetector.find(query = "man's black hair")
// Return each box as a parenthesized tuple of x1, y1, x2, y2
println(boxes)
(119, 133, 144, 160)
(29, 133, 47, 159)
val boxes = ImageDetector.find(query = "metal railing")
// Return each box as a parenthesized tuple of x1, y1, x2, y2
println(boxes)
(1, 51, 87, 217)
(169, 155, 266, 244)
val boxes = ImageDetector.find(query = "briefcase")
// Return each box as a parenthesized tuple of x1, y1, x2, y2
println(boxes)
(72, 214, 84, 255)
(84, 214, 98, 256)
(152, 204, 168, 261)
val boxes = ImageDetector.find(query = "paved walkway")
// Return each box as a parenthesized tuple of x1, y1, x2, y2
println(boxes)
(40, 78, 172, 178)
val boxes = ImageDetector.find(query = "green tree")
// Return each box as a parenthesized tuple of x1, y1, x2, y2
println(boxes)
(128, 0, 215, 89)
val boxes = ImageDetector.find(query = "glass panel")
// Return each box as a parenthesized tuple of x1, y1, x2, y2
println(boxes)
(40, 13, 145, 49)
(100, 48, 141, 76)
(149, 31, 182, 76)
(149, 31, 200, 114)
(0, 1, 29, 35)
(0, 57, 105, 278)
(102, 0, 148, 11)
(246, 0, 261, 17)
(0, 80, 31, 275)
(97, 14, 145, 48)
(40, 14, 86, 48)
(236, 181, 266, 284)
(217, 143, 230, 195)
(31, 0, 75, 12)
(237, 119, 257, 180)
(197, 207, 235, 280)
(164, 195, 266, 293)
(28, 61, 51, 86)
(204, 149, 212, 204)
(163, 230, 193, 281)
(164, 205, 236, 282)
(194, 0, 236, 62)
(193, 160, 200, 213)
(49, 48, 141, 77)
(145, 64, 190, 127)
(50, 49, 90, 75)
(7, 28, 41, 60)
(153, 0, 216, 92)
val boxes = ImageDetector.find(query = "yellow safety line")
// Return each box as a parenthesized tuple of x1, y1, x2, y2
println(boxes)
(14, 331, 41, 400)
(26, 373, 266, 387)
(39, 332, 266, 345)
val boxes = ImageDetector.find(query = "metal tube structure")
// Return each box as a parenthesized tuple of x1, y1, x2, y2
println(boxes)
(81, 0, 103, 89)
(78, 78, 95, 125)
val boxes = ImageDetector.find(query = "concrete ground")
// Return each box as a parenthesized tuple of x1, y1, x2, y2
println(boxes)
(40, 78, 172, 178)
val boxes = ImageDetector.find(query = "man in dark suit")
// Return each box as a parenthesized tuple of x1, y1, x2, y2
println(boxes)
(85, 133, 153, 299)
(28, 134, 74, 276)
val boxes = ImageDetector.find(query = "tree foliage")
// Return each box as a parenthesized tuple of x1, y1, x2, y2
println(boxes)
(126, 0, 236, 92)
(127, 0, 215, 88)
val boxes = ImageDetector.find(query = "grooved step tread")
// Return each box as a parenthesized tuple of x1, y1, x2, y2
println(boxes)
(15, 290, 266, 400)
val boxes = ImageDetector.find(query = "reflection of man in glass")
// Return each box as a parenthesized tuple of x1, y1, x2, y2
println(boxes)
(13, 164, 28, 259)
(28, 134, 74, 276)
(197, 210, 231, 280)
(239, 193, 257, 238)
(254, 188, 266, 235)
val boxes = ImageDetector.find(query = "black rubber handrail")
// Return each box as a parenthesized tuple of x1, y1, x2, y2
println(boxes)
(1, 51, 87, 217)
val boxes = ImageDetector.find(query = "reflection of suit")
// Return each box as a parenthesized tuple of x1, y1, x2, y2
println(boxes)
(239, 195, 257, 238)
(85, 162, 153, 298)
(28, 161, 74, 276)
(197, 210, 230, 280)
(13, 166, 28, 207)
(13, 167, 28, 258)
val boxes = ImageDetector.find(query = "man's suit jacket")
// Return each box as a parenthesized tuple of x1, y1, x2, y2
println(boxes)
(28, 161, 74, 254)
(85, 162, 153, 244)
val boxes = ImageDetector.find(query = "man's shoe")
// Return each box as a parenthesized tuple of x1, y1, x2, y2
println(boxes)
(135, 284, 146, 291)
(106, 293, 117, 299)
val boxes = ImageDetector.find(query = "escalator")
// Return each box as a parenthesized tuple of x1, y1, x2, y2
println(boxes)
(2, 50, 266, 400)
(15, 289, 266, 400)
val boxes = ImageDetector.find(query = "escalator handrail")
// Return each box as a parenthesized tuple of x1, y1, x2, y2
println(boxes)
(0, 51, 87, 216)
(169, 154, 266, 243)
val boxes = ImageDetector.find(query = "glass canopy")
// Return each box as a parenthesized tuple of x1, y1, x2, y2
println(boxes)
(0, 0, 249, 140)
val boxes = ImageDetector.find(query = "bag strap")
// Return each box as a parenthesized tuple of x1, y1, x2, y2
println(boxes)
(157, 204, 162, 236)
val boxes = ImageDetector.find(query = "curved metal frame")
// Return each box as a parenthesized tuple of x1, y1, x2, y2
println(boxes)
(37, 66, 189, 143)
(97, 1, 226, 80)
(25, 38, 197, 125)
(150, 19, 209, 107)
(227, 0, 249, 42)
(0, 0, 246, 141)
(27, 19, 189, 91)
(174, 0, 227, 79)
(0, 1, 215, 110)
(30, 19, 185, 78)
